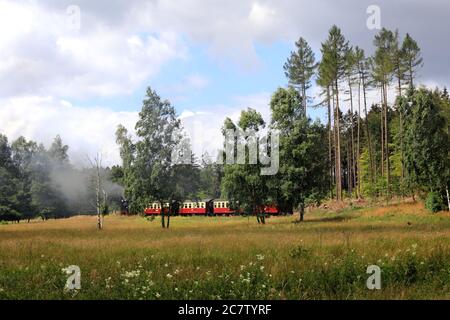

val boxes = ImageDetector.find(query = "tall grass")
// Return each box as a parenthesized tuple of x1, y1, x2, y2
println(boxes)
(0, 202, 449, 300)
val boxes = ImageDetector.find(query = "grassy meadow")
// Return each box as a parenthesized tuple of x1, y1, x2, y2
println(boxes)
(0, 201, 449, 300)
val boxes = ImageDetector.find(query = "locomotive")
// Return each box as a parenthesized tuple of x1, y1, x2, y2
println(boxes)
(120, 198, 130, 215)
(144, 199, 279, 217)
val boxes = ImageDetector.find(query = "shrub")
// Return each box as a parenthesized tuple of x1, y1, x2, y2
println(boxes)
(425, 192, 444, 213)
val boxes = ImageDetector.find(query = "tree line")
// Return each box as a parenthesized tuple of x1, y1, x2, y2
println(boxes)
(281, 25, 449, 211)
(116, 25, 449, 228)
(1, 25, 448, 225)
(0, 135, 123, 222)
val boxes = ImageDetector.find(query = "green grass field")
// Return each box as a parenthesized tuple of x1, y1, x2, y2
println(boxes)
(0, 201, 449, 300)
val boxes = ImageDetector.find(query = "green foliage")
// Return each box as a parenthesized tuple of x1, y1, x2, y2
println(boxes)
(270, 87, 328, 220)
(221, 111, 269, 223)
(402, 88, 449, 195)
(284, 37, 317, 114)
(116, 88, 201, 227)
(425, 192, 444, 213)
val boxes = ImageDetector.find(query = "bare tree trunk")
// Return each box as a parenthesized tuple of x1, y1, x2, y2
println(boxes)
(383, 83, 391, 201)
(348, 78, 356, 197)
(357, 77, 362, 198)
(95, 158, 103, 230)
(335, 80, 342, 201)
(347, 138, 352, 197)
(327, 87, 334, 199)
(380, 87, 385, 180)
(446, 186, 450, 211)
(161, 202, 166, 228)
(362, 73, 375, 184)
(332, 88, 339, 200)
(167, 205, 171, 229)
(398, 78, 405, 194)
(299, 201, 305, 222)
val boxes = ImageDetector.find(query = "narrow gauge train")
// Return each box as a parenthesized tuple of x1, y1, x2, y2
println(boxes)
(144, 199, 279, 216)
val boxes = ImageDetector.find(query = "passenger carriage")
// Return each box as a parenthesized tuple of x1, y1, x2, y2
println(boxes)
(144, 199, 279, 217)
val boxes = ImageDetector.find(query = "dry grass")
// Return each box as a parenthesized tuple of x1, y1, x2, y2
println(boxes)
(0, 201, 449, 300)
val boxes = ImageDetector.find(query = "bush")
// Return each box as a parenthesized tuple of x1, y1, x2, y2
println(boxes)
(425, 192, 444, 213)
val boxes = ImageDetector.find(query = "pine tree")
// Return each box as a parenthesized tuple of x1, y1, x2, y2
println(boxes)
(372, 28, 397, 200)
(320, 25, 349, 201)
(401, 33, 423, 89)
(284, 37, 317, 117)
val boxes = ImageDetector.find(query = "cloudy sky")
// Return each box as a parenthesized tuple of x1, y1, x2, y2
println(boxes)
(0, 0, 449, 166)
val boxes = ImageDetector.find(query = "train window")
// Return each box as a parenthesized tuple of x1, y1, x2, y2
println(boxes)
(189, 204, 192, 209)
(225, 202, 229, 208)
(214, 203, 217, 208)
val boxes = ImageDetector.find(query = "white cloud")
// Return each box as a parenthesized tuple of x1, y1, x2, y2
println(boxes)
(0, 96, 138, 167)
(0, 0, 187, 99)
(0, 92, 271, 167)
(179, 92, 272, 161)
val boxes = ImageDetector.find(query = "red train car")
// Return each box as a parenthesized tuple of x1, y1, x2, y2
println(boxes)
(263, 205, 279, 215)
(179, 200, 207, 216)
(213, 200, 235, 215)
(144, 200, 278, 217)
(144, 202, 170, 216)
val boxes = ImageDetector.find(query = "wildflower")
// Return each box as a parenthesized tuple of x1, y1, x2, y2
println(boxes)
(256, 254, 265, 261)
(412, 243, 418, 250)
(155, 293, 161, 298)
(123, 270, 140, 278)
(260, 266, 265, 271)
(166, 273, 173, 279)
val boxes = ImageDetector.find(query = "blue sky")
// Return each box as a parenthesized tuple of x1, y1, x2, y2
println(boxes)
(72, 40, 295, 112)
(0, 0, 448, 165)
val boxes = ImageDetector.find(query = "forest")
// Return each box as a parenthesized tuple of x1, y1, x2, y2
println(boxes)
(1, 25, 449, 226)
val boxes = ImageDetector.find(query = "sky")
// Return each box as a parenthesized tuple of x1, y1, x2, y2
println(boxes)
(0, 0, 449, 166)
